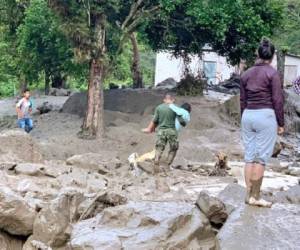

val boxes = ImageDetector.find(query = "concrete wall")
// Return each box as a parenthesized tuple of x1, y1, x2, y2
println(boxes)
(154, 51, 236, 85)
(272, 54, 300, 85)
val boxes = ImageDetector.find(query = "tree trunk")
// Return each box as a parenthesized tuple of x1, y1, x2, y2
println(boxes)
(79, 18, 106, 139)
(130, 33, 143, 88)
(277, 49, 286, 87)
(19, 75, 27, 94)
(79, 60, 104, 139)
(45, 70, 50, 95)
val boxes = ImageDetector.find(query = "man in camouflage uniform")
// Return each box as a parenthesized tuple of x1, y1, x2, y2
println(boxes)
(143, 93, 181, 173)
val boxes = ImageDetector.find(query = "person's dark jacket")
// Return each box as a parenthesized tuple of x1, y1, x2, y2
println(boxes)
(240, 62, 284, 127)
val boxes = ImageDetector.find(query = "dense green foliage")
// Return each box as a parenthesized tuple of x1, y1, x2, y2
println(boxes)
(145, 0, 283, 65)
(273, 0, 300, 55)
(17, 0, 73, 90)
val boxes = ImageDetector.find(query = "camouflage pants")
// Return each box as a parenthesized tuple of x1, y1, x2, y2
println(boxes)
(155, 128, 179, 166)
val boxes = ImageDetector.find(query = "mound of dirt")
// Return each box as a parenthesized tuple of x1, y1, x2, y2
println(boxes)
(63, 89, 169, 117)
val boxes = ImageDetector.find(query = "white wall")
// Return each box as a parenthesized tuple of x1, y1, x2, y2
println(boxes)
(154, 51, 236, 85)
(272, 54, 300, 85)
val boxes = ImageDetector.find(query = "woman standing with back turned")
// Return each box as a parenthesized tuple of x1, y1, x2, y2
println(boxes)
(240, 39, 284, 207)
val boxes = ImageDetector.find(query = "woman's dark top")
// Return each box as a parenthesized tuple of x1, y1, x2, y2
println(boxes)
(240, 62, 284, 127)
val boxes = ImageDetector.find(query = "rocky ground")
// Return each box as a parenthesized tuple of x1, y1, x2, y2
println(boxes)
(0, 89, 299, 250)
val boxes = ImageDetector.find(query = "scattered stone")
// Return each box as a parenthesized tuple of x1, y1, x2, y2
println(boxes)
(71, 201, 216, 250)
(272, 185, 300, 204)
(210, 73, 240, 95)
(15, 163, 46, 176)
(17, 179, 40, 194)
(0, 230, 24, 250)
(37, 102, 53, 114)
(155, 77, 177, 89)
(79, 191, 127, 220)
(0, 186, 37, 236)
(268, 158, 289, 173)
(66, 152, 121, 174)
(49, 88, 70, 96)
(29, 190, 84, 248)
(287, 162, 300, 176)
(196, 191, 228, 226)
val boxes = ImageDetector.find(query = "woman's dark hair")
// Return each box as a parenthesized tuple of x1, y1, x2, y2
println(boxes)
(181, 103, 191, 113)
(258, 38, 275, 60)
(23, 88, 30, 93)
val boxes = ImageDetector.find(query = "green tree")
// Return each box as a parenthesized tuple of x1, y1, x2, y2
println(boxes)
(17, 0, 74, 94)
(0, 0, 29, 93)
(145, 0, 283, 65)
(273, 0, 300, 55)
(49, 0, 170, 138)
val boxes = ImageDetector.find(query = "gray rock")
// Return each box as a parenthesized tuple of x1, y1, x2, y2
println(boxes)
(272, 185, 300, 204)
(36, 102, 53, 114)
(71, 201, 216, 250)
(0, 230, 24, 250)
(289, 168, 300, 176)
(49, 88, 70, 96)
(268, 158, 288, 173)
(15, 163, 46, 176)
(0, 130, 43, 163)
(27, 190, 84, 248)
(196, 191, 228, 225)
(284, 89, 300, 133)
(217, 203, 300, 250)
(66, 152, 121, 174)
(155, 77, 177, 89)
(0, 186, 37, 236)
(218, 184, 246, 214)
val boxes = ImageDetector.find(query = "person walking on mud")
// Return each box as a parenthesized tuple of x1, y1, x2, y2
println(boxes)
(142, 93, 180, 174)
(240, 38, 284, 208)
(16, 89, 33, 133)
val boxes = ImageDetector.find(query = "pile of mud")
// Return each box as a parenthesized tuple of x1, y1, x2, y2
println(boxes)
(63, 89, 169, 117)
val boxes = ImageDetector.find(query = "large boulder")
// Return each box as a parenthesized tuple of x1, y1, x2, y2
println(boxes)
(66, 152, 121, 174)
(0, 130, 43, 163)
(0, 230, 24, 250)
(196, 191, 228, 226)
(26, 190, 84, 248)
(0, 186, 37, 236)
(217, 203, 300, 250)
(70, 201, 216, 250)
